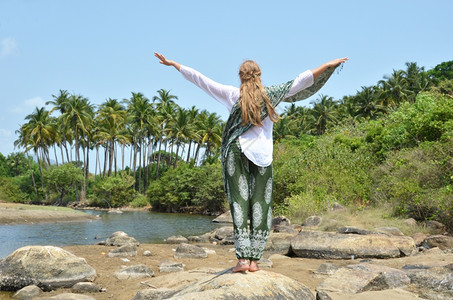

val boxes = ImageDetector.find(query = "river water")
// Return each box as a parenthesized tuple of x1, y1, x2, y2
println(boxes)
(0, 210, 222, 258)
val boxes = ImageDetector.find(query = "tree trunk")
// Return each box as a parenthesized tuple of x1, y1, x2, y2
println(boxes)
(26, 152, 39, 199)
(155, 134, 163, 180)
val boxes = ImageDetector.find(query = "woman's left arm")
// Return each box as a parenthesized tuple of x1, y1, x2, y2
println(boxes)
(311, 57, 349, 79)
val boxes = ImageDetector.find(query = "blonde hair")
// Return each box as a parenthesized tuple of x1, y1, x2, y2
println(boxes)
(238, 60, 280, 126)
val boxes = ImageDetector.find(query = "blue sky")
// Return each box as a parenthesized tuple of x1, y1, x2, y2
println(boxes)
(0, 0, 452, 158)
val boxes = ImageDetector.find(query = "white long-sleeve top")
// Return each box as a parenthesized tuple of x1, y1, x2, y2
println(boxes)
(180, 65, 314, 167)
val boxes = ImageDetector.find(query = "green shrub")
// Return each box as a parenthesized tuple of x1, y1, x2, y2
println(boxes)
(147, 162, 226, 213)
(0, 177, 28, 203)
(93, 173, 137, 208)
(129, 194, 149, 208)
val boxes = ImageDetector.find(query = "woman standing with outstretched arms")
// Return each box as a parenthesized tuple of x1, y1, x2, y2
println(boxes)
(155, 52, 348, 272)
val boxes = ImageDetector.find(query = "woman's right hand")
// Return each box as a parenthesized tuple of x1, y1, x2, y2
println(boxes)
(154, 52, 181, 71)
(326, 57, 349, 68)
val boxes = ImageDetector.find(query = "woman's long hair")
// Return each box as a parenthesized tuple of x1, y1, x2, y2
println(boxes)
(238, 60, 280, 126)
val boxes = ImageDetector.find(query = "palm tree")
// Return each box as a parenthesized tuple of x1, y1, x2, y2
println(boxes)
(196, 111, 223, 163)
(354, 86, 386, 119)
(378, 70, 412, 106)
(152, 89, 178, 179)
(185, 106, 200, 163)
(46, 90, 71, 163)
(310, 95, 338, 135)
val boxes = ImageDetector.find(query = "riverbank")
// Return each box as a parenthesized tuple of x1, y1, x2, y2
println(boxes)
(6, 242, 447, 300)
(0, 202, 95, 224)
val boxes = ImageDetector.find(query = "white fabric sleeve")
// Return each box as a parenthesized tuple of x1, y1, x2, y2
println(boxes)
(285, 70, 314, 98)
(180, 65, 237, 109)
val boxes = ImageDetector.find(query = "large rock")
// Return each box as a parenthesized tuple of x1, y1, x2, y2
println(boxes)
(291, 231, 415, 259)
(105, 231, 139, 247)
(45, 293, 96, 300)
(114, 264, 155, 280)
(271, 216, 291, 228)
(174, 243, 207, 259)
(0, 246, 96, 291)
(317, 263, 410, 294)
(407, 263, 453, 300)
(212, 210, 233, 223)
(265, 232, 297, 255)
(374, 227, 404, 236)
(302, 216, 322, 227)
(170, 270, 315, 299)
(158, 260, 185, 273)
(71, 282, 100, 293)
(132, 288, 177, 300)
(422, 235, 453, 250)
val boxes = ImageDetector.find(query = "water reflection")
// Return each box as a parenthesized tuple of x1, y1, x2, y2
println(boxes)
(0, 210, 221, 258)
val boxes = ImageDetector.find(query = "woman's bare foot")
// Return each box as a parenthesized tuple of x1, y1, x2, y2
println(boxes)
(232, 259, 249, 272)
(249, 260, 260, 272)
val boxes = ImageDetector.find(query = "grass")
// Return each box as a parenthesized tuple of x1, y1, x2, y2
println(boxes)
(292, 205, 437, 236)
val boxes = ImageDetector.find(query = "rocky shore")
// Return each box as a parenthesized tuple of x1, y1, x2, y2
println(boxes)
(1, 210, 452, 299)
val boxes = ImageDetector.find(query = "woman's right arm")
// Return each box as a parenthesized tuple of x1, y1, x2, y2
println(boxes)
(154, 52, 236, 108)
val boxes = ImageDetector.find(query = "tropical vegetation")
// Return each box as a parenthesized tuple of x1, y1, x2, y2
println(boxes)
(1, 60, 452, 230)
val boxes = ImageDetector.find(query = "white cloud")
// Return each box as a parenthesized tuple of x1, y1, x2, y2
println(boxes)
(12, 97, 45, 114)
(0, 37, 17, 58)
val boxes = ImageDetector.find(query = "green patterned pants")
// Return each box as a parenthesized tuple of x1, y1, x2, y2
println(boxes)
(224, 140, 273, 261)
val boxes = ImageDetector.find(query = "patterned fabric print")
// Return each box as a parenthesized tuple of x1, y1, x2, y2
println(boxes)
(226, 181, 231, 204)
(249, 174, 255, 200)
(264, 177, 273, 204)
(238, 174, 249, 201)
(227, 151, 235, 176)
(250, 229, 270, 260)
(267, 207, 272, 230)
(258, 166, 266, 176)
(234, 228, 251, 259)
(252, 202, 263, 229)
(232, 202, 244, 227)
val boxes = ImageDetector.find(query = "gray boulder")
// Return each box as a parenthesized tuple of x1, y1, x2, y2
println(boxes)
(107, 243, 137, 257)
(212, 210, 233, 223)
(0, 246, 96, 291)
(265, 232, 297, 255)
(329, 202, 346, 212)
(187, 235, 208, 243)
(105, 231, 139, 247)
(174, 243, 207, 259)
(411, 232, 428, 246)
(317, 263, 410, 294)
(214, 226, 234, 240)
(424, 220, 446, 232)
(271, 215, 291, 228)
(165, 235, 189, 244)
(170, 270, 314, 299)
(158, 260, 185, 273)
(291, 231, 415, 259)
(114, 264, 155, 280)
(71, 282, 100, 293)
(422, 235, 453, 250)
(258, 258, 273, 268)
(302, 216, 322, 227)
(12, 285, 41, 299)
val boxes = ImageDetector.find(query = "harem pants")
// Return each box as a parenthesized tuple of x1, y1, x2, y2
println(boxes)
(224, 140, 273, 261)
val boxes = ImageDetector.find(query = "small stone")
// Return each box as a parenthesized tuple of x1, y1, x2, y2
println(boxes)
(330, 202, 345, 212)
(214, 226, 234, 240)
(314, 263, 338, 276)
(212, 210, 233, 223)
(132, 288, 177, 300)
(12, 285, 41, 299)
(158, 260, 185, 273)
(202, 248, 217, 255)
(106, 231, 139, 247)
(422, 235, 453, 250)
(174, 243, 208, 259)
(165, 235, 189, 244)
(114, 264, 155, 279)
(187, 235, 206, 243)
(142, 250, 152, 256)
(374, 226, 404, 236)
(316, 290, 332, 300)
(219, 234, 235, 245)
(71, 282, 101, 293)
(337, 226, 373, 235)
(107, 243, 137, 257)
(268, 254, 291, 260)
(273, 225, 298, 234)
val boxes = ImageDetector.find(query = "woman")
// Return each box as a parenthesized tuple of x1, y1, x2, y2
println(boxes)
(155, 52, 348, 272)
